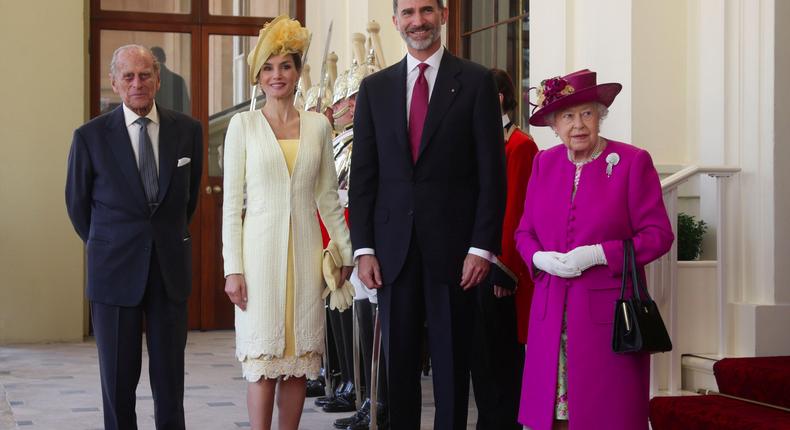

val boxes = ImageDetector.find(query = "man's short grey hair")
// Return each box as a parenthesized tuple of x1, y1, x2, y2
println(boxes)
(393, 0, 445, 14)
(545, 102, 609, 127)
(110, 44, 160, 77)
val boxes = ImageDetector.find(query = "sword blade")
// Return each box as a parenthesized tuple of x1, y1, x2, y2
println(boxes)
(370, 307, 381, 430)
(316, 21, 333, 113)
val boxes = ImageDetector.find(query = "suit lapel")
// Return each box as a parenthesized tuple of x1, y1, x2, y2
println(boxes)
(418, 50, 461, 160)
(106, 106, 148, 209)
(392, 57, 411, 161)
(156, 106, 178, 208)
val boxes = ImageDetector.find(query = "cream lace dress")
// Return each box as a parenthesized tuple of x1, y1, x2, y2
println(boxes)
(240, 138, 321, 381)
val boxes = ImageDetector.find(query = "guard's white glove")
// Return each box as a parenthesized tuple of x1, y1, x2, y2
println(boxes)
(322, 241, 355, 312)
(322, 280, 355, 312)
(562, 244, 607, 272)
(532, 251, 581, 278)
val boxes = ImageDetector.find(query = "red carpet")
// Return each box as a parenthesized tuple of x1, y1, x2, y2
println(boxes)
(650, 395, 790, 430)
(650, 356, 790, 429)
(714, 356, 790, 408)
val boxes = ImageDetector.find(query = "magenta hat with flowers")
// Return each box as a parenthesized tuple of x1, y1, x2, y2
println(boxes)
(528, 69, 622, 127)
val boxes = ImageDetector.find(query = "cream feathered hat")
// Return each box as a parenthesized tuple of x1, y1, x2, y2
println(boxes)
(247, 15, 310, 85)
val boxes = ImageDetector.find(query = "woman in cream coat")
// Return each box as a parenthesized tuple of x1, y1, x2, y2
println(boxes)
(222, 16, 353, 430)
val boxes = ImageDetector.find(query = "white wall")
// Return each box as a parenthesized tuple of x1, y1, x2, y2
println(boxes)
(305, 0, 406, 86)
(774, 0, 790, 304)
(0, 0, 87, 343)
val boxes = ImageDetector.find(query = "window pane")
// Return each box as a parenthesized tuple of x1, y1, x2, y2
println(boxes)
(463, 0, 496, 32)
(207, 34, 260, 178)
(462, 0, 523, 32)
(100, 30, 192, 115)
(100, 0, 190, 14)
(209, 0, 290, 18)
(461, 18, 528, 125)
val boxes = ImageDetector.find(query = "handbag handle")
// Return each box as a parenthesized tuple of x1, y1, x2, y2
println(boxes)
(619, 239, 654, 303)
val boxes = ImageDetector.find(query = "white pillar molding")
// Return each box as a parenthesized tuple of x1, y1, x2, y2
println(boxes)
(693, 0, 788, 356)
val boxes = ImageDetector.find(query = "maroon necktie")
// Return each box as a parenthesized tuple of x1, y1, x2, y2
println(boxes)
(409, 63, 429, 162)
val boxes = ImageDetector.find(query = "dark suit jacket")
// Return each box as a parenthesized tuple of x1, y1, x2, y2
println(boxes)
(349, 50, 506, 285)
(66, 104, 203, 306)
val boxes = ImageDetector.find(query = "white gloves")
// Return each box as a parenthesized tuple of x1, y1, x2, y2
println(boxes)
(322, 280, 355, 312)
(533, 245, 607, 278)
(322, 240, 355, 312)
(533, 251, 581, 278)
(563, 244, 607, 272)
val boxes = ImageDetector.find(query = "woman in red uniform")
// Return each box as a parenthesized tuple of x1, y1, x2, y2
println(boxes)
(469, 69, 539, 429)
(493, 68, 539, 342)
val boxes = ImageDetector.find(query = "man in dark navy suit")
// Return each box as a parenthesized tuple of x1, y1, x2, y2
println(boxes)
(349, 1, 506, 428)
(66, 44, 202, 430)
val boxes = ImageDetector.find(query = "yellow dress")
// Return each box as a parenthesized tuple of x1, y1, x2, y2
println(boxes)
(240, 138, 322, 381)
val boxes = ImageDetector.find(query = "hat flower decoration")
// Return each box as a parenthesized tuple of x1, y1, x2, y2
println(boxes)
(535, 77, 575, 110)
(247, 15, 310, 85)
(528, 69, 622, 127)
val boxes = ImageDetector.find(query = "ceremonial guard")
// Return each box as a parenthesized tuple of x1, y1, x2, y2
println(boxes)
(331, 29, 393, 428)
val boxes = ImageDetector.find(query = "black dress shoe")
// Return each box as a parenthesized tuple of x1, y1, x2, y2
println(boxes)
(316, 380, 349, 406)
(346, 412, 369, 430)
(315, 395, 334, 407)
(306, 379, 324, 397)
(322, 392, 356, 413)
(334, 399, 370, 428)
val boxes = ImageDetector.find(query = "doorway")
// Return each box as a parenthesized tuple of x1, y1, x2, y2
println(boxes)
(90, 0, 305, 329)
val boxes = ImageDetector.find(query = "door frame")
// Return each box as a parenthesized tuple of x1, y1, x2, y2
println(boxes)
(89, 0, 305, 330)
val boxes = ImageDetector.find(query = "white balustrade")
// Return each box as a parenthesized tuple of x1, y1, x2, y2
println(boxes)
(649, 165, 739, 395)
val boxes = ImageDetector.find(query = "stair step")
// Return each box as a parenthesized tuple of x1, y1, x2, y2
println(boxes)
(681, 354, 721, 392)
(714, 356, 790, 409)
(650, 395, 790, 430)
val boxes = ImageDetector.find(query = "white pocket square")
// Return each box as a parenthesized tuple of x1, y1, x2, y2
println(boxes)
(177, 157, 191, 167)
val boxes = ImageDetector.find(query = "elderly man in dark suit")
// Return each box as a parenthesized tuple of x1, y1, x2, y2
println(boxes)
(66, 44, 202, 430)
(349, 1, 506, 428)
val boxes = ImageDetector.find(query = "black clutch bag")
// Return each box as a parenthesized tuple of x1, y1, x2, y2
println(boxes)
(486, 258, 518, 291)
(612, 239, 672, 354)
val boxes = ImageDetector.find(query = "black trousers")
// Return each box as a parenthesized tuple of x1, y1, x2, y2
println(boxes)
(470, 283, 524, 430)
(90, 249, 188, 430)
(379, 236, 473, 430)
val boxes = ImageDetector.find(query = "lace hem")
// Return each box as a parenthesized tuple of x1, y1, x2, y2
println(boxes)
(241, 353, 321, 382)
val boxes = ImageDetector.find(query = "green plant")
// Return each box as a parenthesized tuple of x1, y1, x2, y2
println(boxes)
(677, 212, 707, 260)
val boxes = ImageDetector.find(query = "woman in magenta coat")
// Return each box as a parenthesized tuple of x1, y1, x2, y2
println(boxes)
(515, 69, 674, 430)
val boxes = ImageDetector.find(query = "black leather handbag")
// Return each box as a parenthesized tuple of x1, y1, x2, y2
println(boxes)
(612, 239, 672, 354)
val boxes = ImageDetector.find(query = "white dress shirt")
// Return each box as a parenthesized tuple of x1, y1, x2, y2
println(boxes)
(354, 47, 494, 264)
(122, 103, 160, 173)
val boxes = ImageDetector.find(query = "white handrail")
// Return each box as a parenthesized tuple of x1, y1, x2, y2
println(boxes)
(661, 165, 741, 191)
(650, 165, 739, 395)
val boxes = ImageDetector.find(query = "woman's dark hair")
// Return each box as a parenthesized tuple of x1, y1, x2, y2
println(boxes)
(491, 68, 517, 114)
(290, 53, 303, 72)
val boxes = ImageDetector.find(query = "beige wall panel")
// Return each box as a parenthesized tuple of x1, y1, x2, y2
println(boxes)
(632, 0, 689, 165)
(0, 0, 87, 343)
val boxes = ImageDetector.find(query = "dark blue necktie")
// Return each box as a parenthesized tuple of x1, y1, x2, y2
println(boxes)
(135, 117, 159, 206)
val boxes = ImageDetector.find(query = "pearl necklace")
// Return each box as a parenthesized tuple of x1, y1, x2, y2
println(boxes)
(568, 138, 606, 200)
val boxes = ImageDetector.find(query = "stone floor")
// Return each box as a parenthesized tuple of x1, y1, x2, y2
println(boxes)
(0, 331, 477, 429)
